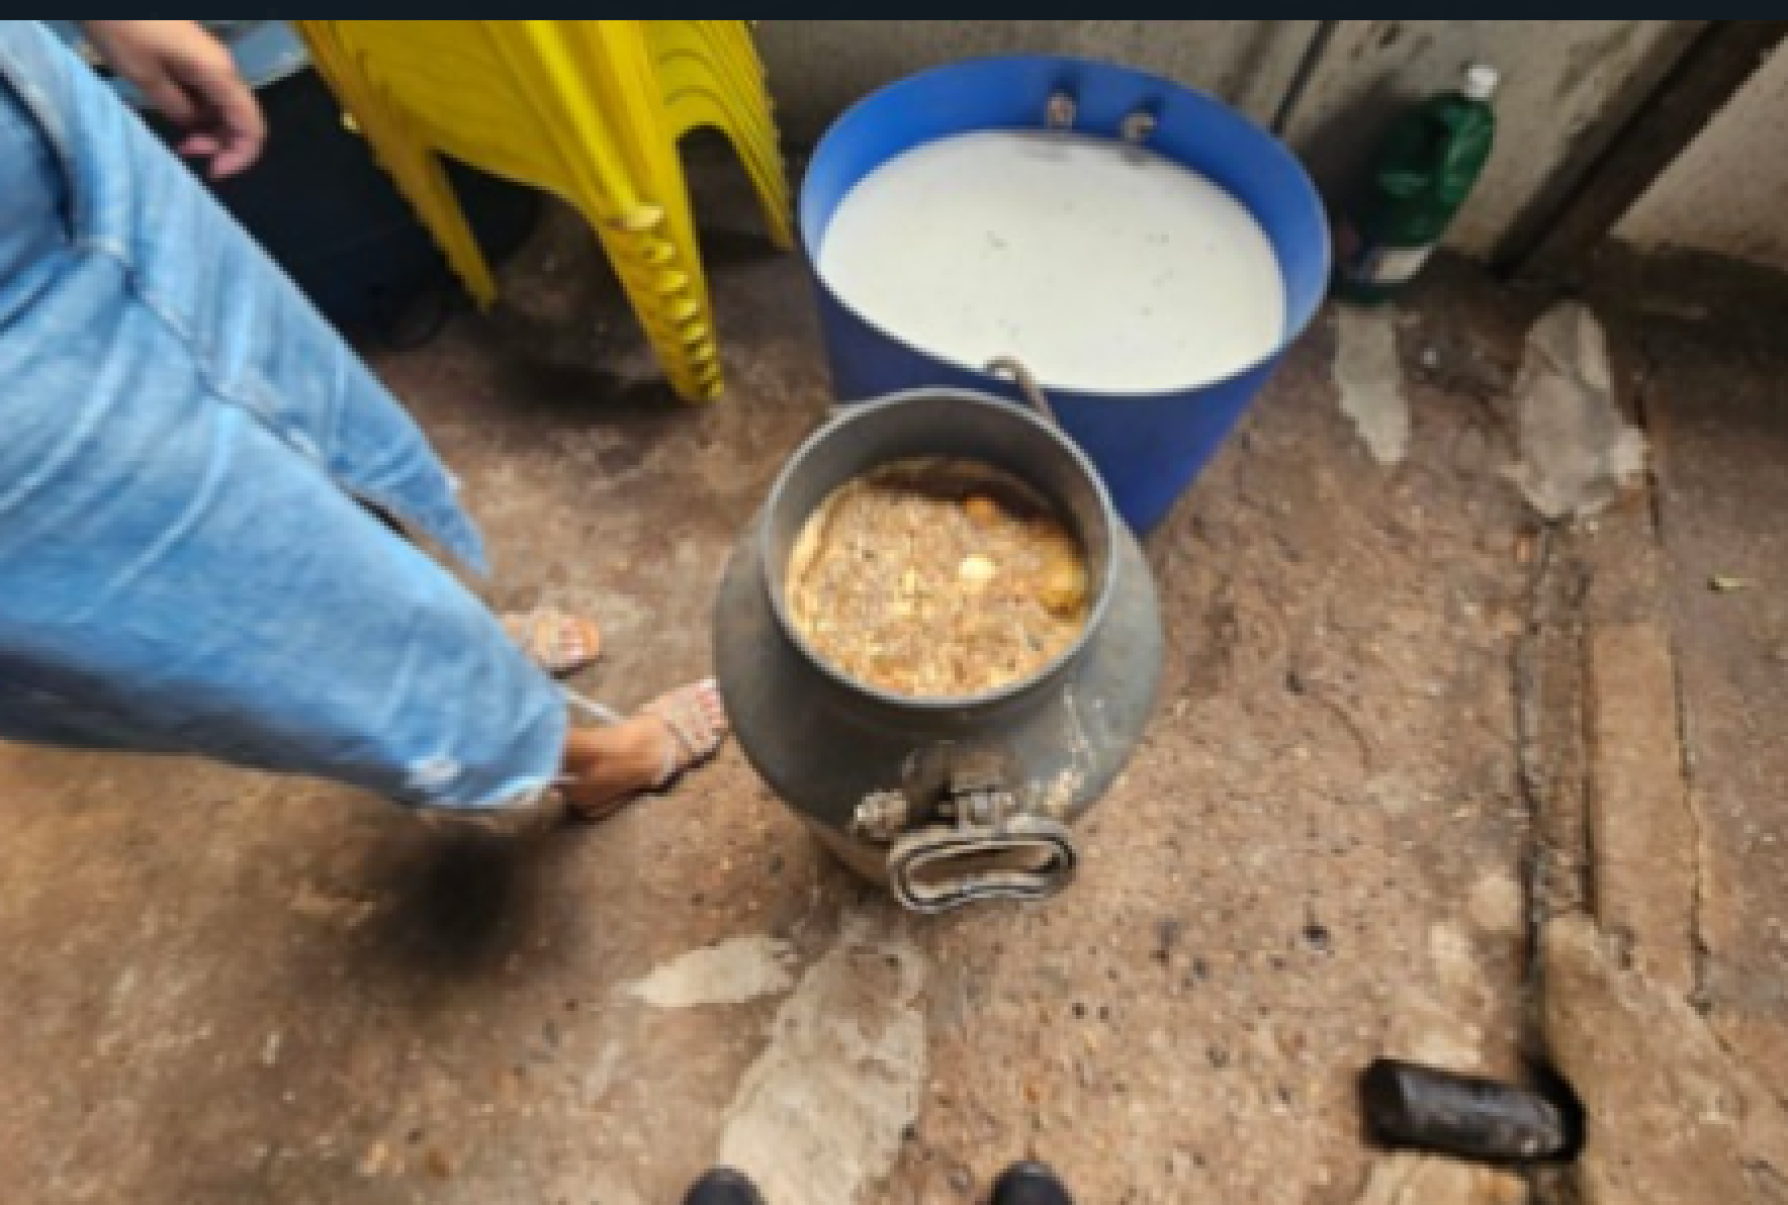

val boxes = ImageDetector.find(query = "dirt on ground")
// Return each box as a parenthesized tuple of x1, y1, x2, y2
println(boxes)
(1, 156, 1783, 1205)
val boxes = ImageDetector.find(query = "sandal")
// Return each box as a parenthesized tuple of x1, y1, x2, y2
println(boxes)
(561, 680, 728, 824)
(502, 607, 603, 677)
(642, 678, 728, 790)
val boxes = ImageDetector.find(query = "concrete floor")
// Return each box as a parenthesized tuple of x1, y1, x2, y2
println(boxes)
(1644, 309, 1788, 1070)
(0, 169, 1782, 1203)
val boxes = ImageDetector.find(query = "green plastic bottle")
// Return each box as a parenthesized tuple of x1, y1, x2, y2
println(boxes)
(1334, 64, 1498, 303)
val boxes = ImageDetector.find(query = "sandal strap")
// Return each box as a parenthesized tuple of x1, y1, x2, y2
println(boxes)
(650, 707, 699, 787)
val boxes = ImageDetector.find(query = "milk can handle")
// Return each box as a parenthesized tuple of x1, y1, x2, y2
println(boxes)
(888, 812, 1079, 913)
(985, 357, 1059, 427)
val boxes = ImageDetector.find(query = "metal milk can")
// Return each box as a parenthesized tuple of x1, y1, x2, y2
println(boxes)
(714, 388, 1163, 912)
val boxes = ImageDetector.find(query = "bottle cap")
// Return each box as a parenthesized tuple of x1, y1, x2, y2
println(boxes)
(1463, 64, 1499, 101)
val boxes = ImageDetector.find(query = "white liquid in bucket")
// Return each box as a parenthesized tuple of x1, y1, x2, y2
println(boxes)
(819, 130, 1286, 394)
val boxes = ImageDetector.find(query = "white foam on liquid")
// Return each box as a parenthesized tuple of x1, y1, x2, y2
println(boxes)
(818, 129, 1286, 394)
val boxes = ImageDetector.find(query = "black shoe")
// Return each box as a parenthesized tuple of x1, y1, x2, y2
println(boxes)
(680, 1166, 766, 1205)
(990, 1160, 1074, 1205)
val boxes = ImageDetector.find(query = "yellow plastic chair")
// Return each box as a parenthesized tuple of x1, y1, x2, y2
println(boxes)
(296, 20, 791, 402)
(645, 23, 793, 248)
(584, 22, 794, 256)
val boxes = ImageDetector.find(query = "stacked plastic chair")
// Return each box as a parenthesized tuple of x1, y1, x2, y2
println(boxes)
(645, 21, 793, 250)
(297, 20, 793, 402)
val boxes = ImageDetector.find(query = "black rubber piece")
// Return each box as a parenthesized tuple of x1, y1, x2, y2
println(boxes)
(680, 1167, 767, 1205)
(990, 1160, 1076, 1205)
(1361, 1058, 1571, 1162)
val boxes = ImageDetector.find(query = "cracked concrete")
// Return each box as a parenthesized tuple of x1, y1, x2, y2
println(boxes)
(1332, 306, 1411, 467)
(625, 936, 796, 1009)
(1522, 278, 1788, 1202)
(1542, 915, 1788, 1205)
(1, 146, 1785, 1203)
(1635, 297, 1788, 1117)
(719, 913, 929, 1205)
(1584, 622, 1697, 995)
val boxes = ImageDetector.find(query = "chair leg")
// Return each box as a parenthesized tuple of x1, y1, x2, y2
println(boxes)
(592, 215, 724, 401)
(372, 110, 501, 307)
(299, 26, 501, 306)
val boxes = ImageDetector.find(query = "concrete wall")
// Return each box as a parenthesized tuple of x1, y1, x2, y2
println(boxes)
(1615, 41, 1788, 272)
(755, 20, 1701, 259)
(756, 21, 1312, 140)
(1276, 20, 1699, 257)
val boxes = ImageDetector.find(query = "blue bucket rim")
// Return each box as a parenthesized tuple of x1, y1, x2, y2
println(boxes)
(798, 52, 1331, 402)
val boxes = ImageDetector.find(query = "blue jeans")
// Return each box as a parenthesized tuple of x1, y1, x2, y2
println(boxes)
(0, 23, 565, 808)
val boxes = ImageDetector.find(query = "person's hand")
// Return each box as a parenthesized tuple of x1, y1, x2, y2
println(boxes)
(81, 21, 265, 178)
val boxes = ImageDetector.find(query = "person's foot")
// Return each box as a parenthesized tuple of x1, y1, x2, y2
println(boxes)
(502, 607, 602, 677)
(680, 1166, 765, 1205)
(560, 680, 727, 822)
(990, 1160, 1075, 1205)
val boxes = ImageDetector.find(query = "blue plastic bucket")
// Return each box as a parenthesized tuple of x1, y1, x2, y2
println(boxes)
(800, 55, 1329, 533)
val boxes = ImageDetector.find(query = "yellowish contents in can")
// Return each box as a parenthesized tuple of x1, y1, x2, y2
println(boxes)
(786, 459, 1091, 697)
